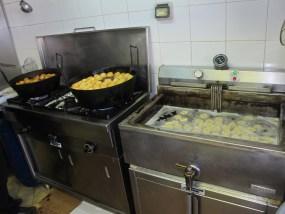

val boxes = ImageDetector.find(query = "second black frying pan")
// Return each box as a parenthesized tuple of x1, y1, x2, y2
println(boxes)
(0, 68, 61, 99)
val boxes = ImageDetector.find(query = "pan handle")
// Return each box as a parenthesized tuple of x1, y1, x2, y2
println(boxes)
(0, 69, 10, 84)
(130, 45, 139, 70)
(55, 53, 69, 86)
(56, 53, 63, 71)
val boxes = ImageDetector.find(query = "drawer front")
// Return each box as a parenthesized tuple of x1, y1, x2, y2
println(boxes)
(121, 129, 285, 200)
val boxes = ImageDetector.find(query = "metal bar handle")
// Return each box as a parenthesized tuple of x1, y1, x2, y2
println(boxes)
(55, 53, 69, 86)
(55, 53, 63, 70)
(281, 20, 285, 46)
(68, 154, 74, 167)
(130, 45, 140, 68)
(73, 26, 96, 33)
(0, 62, 17, 68)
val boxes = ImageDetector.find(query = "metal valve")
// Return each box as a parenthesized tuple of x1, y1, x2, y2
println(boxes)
(176, 163, 200, 192)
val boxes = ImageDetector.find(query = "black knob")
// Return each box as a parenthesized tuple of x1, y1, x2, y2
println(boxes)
(83, 143, 96, 154)
(20, 126, 31, 134)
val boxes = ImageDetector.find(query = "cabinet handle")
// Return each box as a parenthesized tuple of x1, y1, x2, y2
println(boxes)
(57, 149, 63, 160)
(104, 166, 111, 179)
(68, 154, 74, 167)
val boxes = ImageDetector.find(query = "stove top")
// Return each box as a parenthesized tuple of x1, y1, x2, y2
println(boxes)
(7, 88, 143, 120)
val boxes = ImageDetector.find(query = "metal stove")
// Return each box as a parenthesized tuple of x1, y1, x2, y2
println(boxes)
(3, 27, 150, 214)
(119, 66, 285, 214)
(7, 88, 144, 120)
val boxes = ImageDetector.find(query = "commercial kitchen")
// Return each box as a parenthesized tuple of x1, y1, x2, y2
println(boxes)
(0, 0, 285, 213)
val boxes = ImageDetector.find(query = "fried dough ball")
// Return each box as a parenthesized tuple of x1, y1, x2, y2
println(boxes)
(71, 71, 134, 90)
(16, 73, 56, 85)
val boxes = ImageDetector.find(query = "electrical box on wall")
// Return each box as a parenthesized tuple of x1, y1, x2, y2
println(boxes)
(155, 4, 170, 19)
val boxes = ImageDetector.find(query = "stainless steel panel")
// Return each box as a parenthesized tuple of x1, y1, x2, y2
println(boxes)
(26, 134, 131, 213)
(65, 151, 131, 213)
(36, 27, 150, 92)
(129, 166, 279, 214)
(135, 178, 189, 214)
(6, 108, 132, 213)
(159, 65, 285, 85)
(159, 66, 285, 92)
(4, 106, 117, 156)
(120, 126, 285, 200)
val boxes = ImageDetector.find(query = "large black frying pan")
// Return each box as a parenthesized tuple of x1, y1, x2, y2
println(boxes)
(70, 66, 136, 109)
(0, 68, 60, 99)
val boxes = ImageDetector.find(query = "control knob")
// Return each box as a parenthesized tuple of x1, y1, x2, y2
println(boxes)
(193, 70, 203, 79)
(83, 143, 96, 154)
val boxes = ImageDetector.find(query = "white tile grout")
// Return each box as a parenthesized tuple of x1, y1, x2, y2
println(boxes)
(225, 0, 228, 55)
(189, 6, 192, 66)
(262, 0, 270, 71)
(3, 0, 285, 70)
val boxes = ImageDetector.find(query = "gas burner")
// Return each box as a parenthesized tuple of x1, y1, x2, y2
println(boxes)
(67, 106, 119, 120)
(7, 88, 144, 120)
(29, 94, 49, 101)
(45, 92, 75, 110)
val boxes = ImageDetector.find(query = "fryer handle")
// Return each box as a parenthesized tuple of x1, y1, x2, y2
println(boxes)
(130, 45, 139, 73)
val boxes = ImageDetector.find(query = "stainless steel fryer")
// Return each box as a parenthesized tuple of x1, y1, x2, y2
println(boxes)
(119, 66, 285, 214)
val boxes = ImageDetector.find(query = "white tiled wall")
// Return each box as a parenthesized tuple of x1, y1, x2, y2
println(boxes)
(2, 0, 285, 93)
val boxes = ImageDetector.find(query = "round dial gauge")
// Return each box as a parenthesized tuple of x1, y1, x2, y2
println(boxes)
(213, 54, 228, 70)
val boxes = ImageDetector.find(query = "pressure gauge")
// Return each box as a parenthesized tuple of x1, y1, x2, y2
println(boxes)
(213, 54, 228, 70)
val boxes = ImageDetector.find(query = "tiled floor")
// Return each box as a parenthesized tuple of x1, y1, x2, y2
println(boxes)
(7, 176, 114, 214)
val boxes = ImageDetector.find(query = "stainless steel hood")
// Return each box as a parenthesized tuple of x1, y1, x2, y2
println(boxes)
(36, 27, 150, 93)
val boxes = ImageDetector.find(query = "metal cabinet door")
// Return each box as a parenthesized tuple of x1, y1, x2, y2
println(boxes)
(64, 141, 131, 214)
(135, 178, 189, 214)
(22, 134, 72, 186)
(130, 166, 277, 214)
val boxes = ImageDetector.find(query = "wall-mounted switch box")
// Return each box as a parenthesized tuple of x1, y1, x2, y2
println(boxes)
(155, 4, 170, 19)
